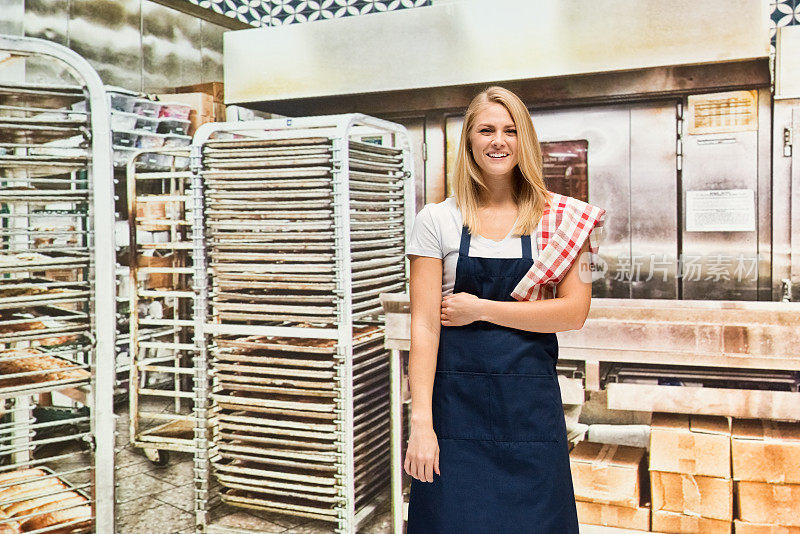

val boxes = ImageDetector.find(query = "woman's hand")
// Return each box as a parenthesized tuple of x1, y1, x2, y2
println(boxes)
(441, 292, 483, 326)
(404, 423, 440, 482)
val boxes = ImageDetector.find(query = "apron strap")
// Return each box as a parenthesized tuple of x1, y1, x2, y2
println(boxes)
(459, 226, 472, 256)
(522, 233, 533, 259)
(460, 226, 534, 259)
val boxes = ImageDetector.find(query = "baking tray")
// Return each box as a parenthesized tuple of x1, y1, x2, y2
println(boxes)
(207, 189, 332, 201)
(351, 247, 404, 261)
(351, 256, 402, 273)
(214, 278, 336, 293)
(219, 490, 340, 522)
(214, 292, 335, 307)
(0, 82, 85, 109)
(348, 140, 401, 156)
(213, 455, 337, 478)
(0, 126, 86, 145)
(348, 190, 404, 203)
(0, 350, 91, 399)
(0, 190, 89, 203)
(211, 261, 336, 275)
(203, 145, 332, 159)
(0, 252, 88, 273)
(0, 307, 88, 343)
(204, 137, 331, 150)
(209, 229, 334, 242)
(350, 198, 404, 211)
(349, 178, 404, 192)
(207, 220, 335, 233)
(203, 154, 333, 169)
(214, 325, 380, 353)
(213, 310, 337, 325)
(215, 471, 337, 497)
(351, 265, 404, 282)
(214, 380, 336, 400)
(0, 279, 89, 307)
(211, 242, 335, 253)
(217, 420, 336, 444)
(206, 208, 333, 220)
(203, 167, 331, 180)
(216, 430, 337, 453)
(348, 148, 403, 165)
(211, 389, 336, 414)
(215, 399, 338, 421)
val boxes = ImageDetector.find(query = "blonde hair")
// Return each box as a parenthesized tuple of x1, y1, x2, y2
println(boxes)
(451, 86, 551, 236)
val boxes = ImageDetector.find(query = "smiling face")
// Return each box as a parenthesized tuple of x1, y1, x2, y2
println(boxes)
(469, 102, 519, 182)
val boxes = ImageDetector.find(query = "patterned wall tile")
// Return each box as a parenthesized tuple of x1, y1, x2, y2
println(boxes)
(769, 0, 800, 54)
(187, 0, 430, 27)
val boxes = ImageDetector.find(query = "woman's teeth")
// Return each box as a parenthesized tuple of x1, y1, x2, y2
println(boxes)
(488, 153, 508, 158)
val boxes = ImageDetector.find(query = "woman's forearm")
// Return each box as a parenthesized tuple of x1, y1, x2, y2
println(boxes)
(408, 321, 439, 426)
(479, 297, 586, 333)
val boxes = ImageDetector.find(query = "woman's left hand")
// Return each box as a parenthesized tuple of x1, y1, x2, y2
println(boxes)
(441, 292, 483, 326)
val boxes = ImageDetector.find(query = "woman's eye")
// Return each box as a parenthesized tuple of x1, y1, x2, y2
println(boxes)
(479, 128, 491, 133)
(507, 129, 517, 135)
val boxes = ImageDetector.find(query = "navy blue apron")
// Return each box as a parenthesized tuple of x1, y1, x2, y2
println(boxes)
(407, 227, 579, 534)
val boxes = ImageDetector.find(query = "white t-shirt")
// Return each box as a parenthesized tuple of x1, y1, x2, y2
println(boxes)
(406, 197, 539, 296)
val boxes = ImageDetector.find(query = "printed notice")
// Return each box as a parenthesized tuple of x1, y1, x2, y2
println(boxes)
(685, 189, 755, 232)
(687, 90, 758, 135)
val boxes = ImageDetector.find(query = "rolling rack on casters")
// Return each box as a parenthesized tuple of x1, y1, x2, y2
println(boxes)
(127, 148, 195, 466)
(0, 35, 116, 532)
(190, 115, 415, 533)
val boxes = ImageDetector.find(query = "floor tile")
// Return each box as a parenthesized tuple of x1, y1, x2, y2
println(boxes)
(117, 472, 178, 504)
(214, 511, 285, 532)
(153, 483, 195, 512)
(117, 501, 193, 534)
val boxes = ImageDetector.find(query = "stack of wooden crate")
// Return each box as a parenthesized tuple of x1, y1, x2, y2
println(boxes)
(570, 441, 650, 531)
(649, 413, 733, 533)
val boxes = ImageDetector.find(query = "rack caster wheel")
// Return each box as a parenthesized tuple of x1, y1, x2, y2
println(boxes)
(144, 448, 169, 467)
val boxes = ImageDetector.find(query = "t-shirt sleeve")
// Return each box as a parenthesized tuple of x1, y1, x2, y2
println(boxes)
(405, 204, 442, 259)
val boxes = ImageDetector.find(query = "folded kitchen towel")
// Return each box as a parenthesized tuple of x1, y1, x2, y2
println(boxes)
(511, 191, 606, 301)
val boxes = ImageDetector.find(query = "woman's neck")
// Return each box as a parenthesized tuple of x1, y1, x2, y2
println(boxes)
(479, 177, 516, 208)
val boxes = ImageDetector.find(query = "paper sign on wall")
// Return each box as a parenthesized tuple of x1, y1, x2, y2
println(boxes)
(685, 189, 755, 232)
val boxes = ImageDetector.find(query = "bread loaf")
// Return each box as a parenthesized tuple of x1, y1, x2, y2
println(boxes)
(20, 498, 91, 533)
(0, 509, 20, 534)
(0, 469, 45, 488)
(0, 477, 64, 511)
(4, 490, 79, 517)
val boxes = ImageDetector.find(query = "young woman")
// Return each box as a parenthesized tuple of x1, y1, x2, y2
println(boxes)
(404, 86, 596, 533)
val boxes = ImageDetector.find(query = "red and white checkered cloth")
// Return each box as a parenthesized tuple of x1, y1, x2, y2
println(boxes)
(511, 192, 606, 301)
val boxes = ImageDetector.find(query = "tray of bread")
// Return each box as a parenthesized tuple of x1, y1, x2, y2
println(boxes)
(0, 279, 88, 309)
(0, 348, 90, 395)
(0, 307, 87, 345)
(0, 467, 91, 534)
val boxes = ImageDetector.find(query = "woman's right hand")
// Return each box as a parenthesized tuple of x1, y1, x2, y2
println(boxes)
(404, 423, 440, 482)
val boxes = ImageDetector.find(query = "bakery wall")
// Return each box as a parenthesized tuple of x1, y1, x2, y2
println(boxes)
(20, 0, 226, 93)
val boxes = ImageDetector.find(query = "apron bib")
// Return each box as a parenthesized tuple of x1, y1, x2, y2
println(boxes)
(407, 227, 579, 534)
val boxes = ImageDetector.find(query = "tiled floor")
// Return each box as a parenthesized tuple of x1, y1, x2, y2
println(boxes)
(115, 400, 393, 534)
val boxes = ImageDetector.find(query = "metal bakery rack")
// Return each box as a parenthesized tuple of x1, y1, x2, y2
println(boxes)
(0, 35, 116, 532)
(190, 115, 414, 533)
(126, 148, 195, 466)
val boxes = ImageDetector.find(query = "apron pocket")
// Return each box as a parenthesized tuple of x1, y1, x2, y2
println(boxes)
(488, 374, 560, 442)
(431, 371, 493, 441)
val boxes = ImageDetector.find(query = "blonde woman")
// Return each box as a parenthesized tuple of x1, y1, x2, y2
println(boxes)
(404, 87, 602, 532)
